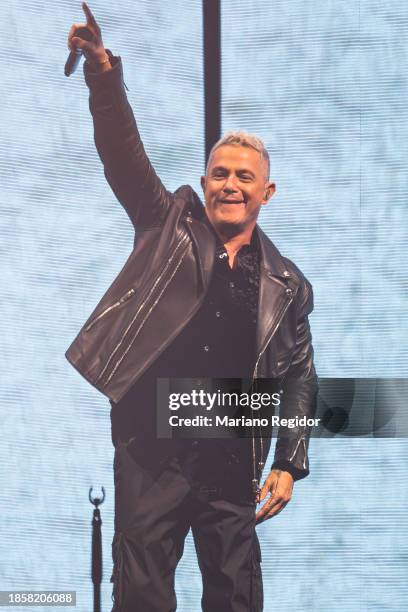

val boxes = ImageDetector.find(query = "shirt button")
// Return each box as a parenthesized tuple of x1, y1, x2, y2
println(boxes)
(229, 281, 235, 289)
(203, 345, 210, 352)
(215, 311, 221, 318)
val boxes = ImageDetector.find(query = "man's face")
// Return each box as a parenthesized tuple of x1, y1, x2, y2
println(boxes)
(200, 145, 275, 235)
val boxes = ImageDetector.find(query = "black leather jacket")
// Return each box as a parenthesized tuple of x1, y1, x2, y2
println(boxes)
(66, 54, 318, 485)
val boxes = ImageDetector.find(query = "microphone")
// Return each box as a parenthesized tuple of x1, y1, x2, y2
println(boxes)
(64, 26, 93, 77)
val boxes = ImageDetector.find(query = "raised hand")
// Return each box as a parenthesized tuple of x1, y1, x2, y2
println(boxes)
(67, 2, 111, 70)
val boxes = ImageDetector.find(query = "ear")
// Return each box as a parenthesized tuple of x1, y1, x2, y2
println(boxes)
(200, 175, 206, 193)
(261, 181, 276, 205)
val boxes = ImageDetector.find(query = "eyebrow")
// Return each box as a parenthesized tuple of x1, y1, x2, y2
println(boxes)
(210, 166, 256, 177)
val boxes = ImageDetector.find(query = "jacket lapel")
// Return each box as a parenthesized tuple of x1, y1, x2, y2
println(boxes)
(176, 185, 215, 292)
(186, 217, 215, 291)
(255, 226, 299, 359)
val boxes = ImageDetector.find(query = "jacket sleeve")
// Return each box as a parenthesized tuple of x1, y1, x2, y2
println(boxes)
(83, 52, 173, 229)
(271, 278, 318, 481)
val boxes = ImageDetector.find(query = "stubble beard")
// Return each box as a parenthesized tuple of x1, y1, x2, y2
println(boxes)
(204, 206, 246, 238)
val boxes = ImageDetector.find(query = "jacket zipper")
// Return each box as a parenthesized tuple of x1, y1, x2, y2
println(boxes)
(97, 232, 190, 386)
(252, 295, 294, 380)
(85, 289, 136, 332)
(289, 434, 307, 469)
(251, 294, 294, 500)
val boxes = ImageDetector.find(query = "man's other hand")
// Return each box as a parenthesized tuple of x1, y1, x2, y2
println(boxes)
(67, 2, 111, 72)
(256, 469, 294, 523)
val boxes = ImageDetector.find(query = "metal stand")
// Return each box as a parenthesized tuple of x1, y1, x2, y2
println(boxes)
(89, 487, 105, 612)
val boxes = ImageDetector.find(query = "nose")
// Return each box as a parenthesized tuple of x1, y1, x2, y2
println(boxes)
(222, 174, 239, 193)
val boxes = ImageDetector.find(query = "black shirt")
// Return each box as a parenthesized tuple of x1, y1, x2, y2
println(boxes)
(151, 218, 259, 380)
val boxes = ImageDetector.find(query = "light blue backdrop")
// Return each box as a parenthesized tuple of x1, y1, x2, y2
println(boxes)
(1, 1, 407, 611)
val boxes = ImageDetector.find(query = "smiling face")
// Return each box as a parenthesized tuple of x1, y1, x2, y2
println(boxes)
(200, 145, 275, 237)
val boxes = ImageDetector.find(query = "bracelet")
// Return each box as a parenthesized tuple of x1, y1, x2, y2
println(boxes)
(97, 55, 110, 65)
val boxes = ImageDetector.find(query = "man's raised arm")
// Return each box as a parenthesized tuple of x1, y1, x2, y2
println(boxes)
(67, 2, 172, 229)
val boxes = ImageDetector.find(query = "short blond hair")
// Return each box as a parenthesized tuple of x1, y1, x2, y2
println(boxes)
(207, 130, 270, 179)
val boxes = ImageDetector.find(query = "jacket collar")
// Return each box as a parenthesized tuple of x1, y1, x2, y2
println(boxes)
(255, 225, 298, 285)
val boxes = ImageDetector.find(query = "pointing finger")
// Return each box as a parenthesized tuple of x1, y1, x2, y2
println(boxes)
(82, 2, 99, 30)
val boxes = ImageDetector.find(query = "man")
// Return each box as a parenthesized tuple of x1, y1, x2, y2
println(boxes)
(66, 4, 317, 611)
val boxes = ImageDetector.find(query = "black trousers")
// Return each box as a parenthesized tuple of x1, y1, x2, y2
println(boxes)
(111, 439, 263, 611)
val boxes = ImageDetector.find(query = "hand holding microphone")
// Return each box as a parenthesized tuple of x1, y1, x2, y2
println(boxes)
(66, 2, 111, 76)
